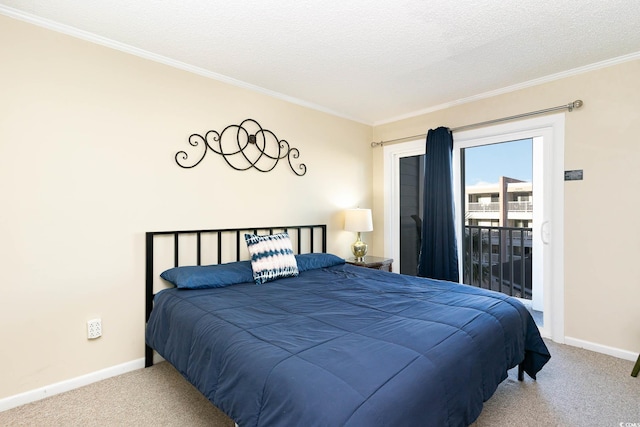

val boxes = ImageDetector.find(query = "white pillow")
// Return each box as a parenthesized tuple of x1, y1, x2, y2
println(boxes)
(244, 232, 299, 284)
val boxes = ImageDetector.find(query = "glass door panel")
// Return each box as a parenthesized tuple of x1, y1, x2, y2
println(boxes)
(399, 155, 423, 276)
(461, 138, 542, 326)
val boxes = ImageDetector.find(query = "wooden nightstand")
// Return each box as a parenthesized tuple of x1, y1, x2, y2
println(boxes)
(346, 256, 393, 272)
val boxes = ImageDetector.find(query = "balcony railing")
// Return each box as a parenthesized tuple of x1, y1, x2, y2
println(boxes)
(463, 225, 532, 299)
(467, 202, 499, 212)
(467, 201, 533, 213)
(508, 201, 533, 212)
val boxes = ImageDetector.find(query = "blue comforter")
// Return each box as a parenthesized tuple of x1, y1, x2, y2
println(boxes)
(146, 264, 550, 427)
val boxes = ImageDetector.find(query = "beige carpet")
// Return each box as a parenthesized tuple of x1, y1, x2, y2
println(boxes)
(1, 340, 638, 426)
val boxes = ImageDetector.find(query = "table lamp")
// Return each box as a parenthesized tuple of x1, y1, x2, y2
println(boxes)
(344, 208, 373, 261)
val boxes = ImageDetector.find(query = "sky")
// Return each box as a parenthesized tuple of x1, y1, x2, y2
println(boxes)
(464, 138, 532, 186)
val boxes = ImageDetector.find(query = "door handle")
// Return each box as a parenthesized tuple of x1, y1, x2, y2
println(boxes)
(541, 221, 550, 244)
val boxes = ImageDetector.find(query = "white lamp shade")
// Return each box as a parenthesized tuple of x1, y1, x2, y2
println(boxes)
(344, 208, 373, 232)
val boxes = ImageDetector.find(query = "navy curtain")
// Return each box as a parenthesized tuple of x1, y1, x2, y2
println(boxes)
(417, 127, 459, 281)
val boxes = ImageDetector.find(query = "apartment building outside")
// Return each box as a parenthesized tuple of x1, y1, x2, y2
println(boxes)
(466, 176, 532, 229)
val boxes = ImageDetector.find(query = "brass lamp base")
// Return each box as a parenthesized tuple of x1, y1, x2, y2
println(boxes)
(351, 232, 368, 261)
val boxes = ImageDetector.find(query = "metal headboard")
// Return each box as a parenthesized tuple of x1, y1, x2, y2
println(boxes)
(144, 224, 327, 367)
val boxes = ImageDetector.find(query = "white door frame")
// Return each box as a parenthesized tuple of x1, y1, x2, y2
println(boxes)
(383, 114, 565, 342)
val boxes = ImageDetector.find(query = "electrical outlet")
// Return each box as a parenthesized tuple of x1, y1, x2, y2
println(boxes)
(87, 318, 102, 339)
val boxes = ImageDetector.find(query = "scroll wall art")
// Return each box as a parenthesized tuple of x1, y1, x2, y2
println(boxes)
(175, 119, 307, 176)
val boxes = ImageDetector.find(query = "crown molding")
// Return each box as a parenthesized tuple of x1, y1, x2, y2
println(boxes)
(0, 5, 371, 126)
(373, 51, 640, 126)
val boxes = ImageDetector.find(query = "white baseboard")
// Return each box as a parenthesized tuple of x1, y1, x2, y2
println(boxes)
(564, 336, 638, 362)
(0, 358, 145, 413)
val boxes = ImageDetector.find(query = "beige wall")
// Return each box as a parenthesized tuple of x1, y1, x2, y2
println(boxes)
(0, 15, 372, 399)
(373, 58, 640, 356)
(3, 10, 638, 403)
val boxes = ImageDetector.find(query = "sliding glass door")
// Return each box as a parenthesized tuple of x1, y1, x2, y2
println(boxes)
(384, 114, 565, 341)
(453, 116, 564, 340)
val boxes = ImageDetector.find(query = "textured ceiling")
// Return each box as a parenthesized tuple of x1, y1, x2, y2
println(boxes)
(2, 0, 640, 124)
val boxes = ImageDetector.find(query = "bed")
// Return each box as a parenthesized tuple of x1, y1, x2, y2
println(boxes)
(145, 225, 550, 427)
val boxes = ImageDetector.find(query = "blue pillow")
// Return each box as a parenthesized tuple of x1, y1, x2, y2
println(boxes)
(295, 253, 345, 272)
(160, 261, 254, 289)
(245, 232, 299, 284)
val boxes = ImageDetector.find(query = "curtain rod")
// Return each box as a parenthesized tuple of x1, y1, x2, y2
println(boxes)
(370, 99, 583, 147)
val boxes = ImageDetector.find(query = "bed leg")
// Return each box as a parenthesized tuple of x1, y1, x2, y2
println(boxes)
(145, 345, 153, 368)
(632, 354, 640, 377)
(517, 364, 524, 381)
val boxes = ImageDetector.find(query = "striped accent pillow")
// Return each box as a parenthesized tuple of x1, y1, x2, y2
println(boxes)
(244, 232, 299, 284)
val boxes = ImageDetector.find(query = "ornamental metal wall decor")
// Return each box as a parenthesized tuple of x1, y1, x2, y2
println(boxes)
(175, 119, 306, 176)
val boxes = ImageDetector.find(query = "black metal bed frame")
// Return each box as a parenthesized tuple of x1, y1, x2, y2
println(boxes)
(144, 224, 327, 368)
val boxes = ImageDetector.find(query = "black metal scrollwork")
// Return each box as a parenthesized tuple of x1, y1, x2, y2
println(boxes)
(175, 119, 307, 176)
